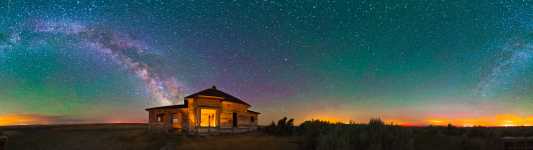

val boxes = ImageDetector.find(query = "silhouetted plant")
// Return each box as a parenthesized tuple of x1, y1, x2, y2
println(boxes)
(262, 117, 295, 136)
(264, 117, 533, 150)
(369, 118, 385, 126)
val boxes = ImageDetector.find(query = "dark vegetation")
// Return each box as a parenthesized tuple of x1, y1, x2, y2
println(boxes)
(0, 124, 179, 150)
(262, 117, 295, 136)
(263, 117, 533, 150)
(2, 120, 533, 150)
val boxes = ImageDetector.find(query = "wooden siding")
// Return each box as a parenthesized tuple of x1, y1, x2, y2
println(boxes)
(147, 107, 187, 129)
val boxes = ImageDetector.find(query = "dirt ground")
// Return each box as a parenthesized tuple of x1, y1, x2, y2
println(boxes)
(176, 133, 299, 150)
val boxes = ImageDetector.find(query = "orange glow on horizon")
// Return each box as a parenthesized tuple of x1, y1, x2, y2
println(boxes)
(3, 113, 533, 127)
(303, 114, 533, 127)
(309, 117, 347, 123)
(105, 119, 145, 124)
(0, 114, 50, 126)
(424, 114, 533, 127)
(0, 114, 146, 126)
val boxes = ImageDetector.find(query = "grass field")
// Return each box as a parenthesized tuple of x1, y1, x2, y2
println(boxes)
(0, 124, 297, 150)
(1, 124, 176, 150)
(4, 122, 533, 150)
(176, 133, 298, 150)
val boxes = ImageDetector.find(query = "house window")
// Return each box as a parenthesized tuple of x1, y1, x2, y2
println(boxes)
(156, 114, 164, 122)
(172, 113, 182, 128)
(172, 117, 179, 124)
(200, 109, 217, 127)
(251, 116, 255, 123)
(170, 113, 176, 123)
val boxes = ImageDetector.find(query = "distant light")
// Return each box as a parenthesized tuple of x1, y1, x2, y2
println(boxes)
(463, 124, 474, 127)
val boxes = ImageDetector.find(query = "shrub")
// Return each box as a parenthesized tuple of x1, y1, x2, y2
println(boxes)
(264, 117, 533, 150)
(262, 117, 295, 136)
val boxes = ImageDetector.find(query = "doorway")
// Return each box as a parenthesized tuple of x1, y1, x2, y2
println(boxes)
(200, 109, 217, 127)
(232, 112, 238, 128)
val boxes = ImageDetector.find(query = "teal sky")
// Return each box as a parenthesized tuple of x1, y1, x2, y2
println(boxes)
(1, 0, 533, 126)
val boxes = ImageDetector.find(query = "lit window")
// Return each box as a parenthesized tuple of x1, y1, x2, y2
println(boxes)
(156, 114, 164, 122)
(200, 109, 217, 127)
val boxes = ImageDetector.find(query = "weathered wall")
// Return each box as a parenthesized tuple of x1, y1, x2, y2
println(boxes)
(147, 108, 188, 129)
(196, 97, 222, 107)
(220, 112, 233, 128)
(219, 101, 254, 128)
(238, 112, 258, 127)
(187, 98, 197, 131)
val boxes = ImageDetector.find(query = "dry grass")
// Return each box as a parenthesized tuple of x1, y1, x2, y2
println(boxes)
(0, 124, 298, 150)
(176, 133, 299, 150)
(0, 124, 176, 150)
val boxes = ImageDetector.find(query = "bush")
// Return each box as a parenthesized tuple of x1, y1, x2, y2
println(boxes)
(369, 118, 385, 127)
(262, 117, 533, 150)
(293, 118, 530, 150)
(296, 119, 415, 150)
(262, 117, 295, 136)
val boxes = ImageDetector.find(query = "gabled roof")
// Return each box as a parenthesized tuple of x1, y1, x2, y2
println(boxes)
(185, 86, 251, 106)
(247, 110, 261, 114)
(145, 104, 187, 111)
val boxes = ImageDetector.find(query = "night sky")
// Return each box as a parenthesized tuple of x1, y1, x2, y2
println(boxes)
(1, 0, 533, 126)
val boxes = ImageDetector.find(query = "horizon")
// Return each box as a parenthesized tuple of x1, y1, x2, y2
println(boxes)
(2, 113, 533, 127)
(2, 1, 533, 127)
(1, 118, 533, 128)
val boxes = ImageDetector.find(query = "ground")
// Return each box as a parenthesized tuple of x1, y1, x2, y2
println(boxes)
(176, 133, 299, 150)
(0, 124, 298, 150)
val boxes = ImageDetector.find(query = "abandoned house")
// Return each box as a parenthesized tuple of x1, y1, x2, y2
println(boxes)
(145, 86, 260, 133)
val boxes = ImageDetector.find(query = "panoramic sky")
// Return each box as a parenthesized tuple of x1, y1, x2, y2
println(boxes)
(1, 0, 533, 126)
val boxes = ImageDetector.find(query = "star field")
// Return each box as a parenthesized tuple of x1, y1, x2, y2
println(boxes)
(1, 0, 533, 126)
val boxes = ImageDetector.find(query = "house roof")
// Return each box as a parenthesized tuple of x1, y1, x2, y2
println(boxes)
(247, 110, 261, 114)
(185, 86, 251, 106)
(145, 104, 187, 111)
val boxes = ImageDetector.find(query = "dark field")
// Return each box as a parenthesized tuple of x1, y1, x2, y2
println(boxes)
(0, 124, 297, 150)
(0, 124, 177, 150)
(2, 122, 533, 150)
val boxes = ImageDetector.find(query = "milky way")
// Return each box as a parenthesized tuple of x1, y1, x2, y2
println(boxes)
(9, 19, 184, 106)
(477, 36, 533, 97)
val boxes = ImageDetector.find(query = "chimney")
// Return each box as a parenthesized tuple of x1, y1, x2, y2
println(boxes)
(212, 85, 217, 89)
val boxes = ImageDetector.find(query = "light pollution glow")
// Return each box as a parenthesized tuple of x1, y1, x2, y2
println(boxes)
(5, 114, 529, 127)
(0, 114, 145, 126)
(304, 114, 533, 127)
(0, 114, 53, 126)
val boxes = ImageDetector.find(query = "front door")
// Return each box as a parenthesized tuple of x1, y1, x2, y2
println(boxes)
(232, 112, 238, 127)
